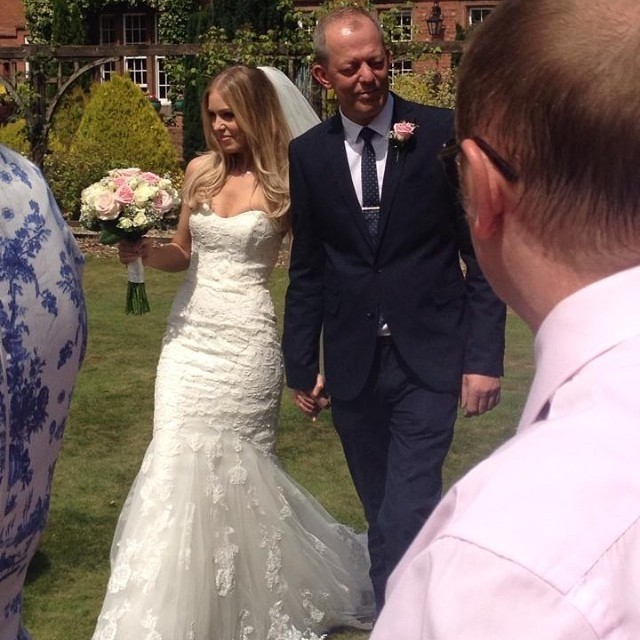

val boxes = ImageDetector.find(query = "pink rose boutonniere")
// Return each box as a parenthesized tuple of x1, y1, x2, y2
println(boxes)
(388, 121, 418, 160)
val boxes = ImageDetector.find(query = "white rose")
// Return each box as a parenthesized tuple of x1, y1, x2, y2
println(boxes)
(133, 183, 157, 207)
(94, 192, 120, 220)
(132, 211, 148, 227)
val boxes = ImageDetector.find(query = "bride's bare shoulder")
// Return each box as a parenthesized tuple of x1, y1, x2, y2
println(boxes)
(185, 153, 213, 177)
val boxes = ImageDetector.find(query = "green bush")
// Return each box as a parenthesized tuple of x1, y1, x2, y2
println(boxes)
(48, 85, 89, 154)
(47, 75, 181, 218)
(392, 69, 457, 109)
(0, 119, 31, 156)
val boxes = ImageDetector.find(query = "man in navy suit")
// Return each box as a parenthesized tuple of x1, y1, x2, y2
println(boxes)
(282, 6, 506, 610)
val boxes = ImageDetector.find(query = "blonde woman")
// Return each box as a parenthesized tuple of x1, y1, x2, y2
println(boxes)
(92, 65, 374, 640)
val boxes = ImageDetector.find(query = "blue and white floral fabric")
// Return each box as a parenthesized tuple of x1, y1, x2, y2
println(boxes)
(0, 145, 87, 640)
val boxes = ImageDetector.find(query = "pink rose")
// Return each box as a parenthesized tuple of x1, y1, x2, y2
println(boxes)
(141, 171, 160, 185)
(114, 183, 136, 205)
(152, 190, 175, 213)
(94, 192, 120, 220)
(392, 121, 417, 142)
(113, 176, 127, 187)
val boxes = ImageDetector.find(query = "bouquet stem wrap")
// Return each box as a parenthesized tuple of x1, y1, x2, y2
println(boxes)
(126, 257, 150, 315)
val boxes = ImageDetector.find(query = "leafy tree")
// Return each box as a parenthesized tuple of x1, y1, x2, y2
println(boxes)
(51, 0, 85, 45)
(182, 9, 214, 165)
(212, 0, 286, 35)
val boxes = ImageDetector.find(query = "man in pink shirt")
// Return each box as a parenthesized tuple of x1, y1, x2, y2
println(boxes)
(371, 0, 640, 637)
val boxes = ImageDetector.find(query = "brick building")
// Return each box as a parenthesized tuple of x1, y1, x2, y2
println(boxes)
(0, 1, 502, 95)
(294, 0, 502, 76)
(0, 0, 27, 79)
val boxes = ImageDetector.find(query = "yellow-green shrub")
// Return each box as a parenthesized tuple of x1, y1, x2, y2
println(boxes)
(48, 85, 89, 154)
(0, 120, 31, 156)
(47, 75, 181, 218)
(392, 69, 457, 109)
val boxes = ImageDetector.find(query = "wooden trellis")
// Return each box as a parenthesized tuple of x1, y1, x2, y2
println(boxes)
(0, 44, 202, 165)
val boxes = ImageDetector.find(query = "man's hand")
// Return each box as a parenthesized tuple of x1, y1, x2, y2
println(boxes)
(460, 374, 501, 417)
(291, 374, 331, 423)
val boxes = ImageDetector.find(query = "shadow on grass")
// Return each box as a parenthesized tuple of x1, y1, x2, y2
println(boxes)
(25, 551, 51, 585)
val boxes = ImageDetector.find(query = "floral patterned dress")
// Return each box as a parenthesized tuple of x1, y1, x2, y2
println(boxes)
(0, 145, 87, 640)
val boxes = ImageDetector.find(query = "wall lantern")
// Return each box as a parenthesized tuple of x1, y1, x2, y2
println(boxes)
(426, 0, 444, 37)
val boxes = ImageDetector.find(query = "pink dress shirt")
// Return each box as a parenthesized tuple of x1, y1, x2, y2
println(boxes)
(371, 266, 640, 639)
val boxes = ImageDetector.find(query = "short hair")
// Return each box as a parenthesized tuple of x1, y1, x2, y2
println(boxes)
(313, 6, 385, 65)
(457, 0, 640, 266)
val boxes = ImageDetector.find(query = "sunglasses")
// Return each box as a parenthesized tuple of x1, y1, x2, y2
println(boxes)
(438, 136, 519, 187)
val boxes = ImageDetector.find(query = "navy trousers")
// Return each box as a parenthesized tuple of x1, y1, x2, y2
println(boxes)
(331, 337, 457, 611)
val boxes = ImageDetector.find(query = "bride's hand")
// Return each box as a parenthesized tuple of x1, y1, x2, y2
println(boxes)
(118, 238, 150, 265)
(291, 374, 331, 423)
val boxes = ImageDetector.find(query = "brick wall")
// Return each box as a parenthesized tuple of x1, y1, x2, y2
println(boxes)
(0, 0, 26, 46)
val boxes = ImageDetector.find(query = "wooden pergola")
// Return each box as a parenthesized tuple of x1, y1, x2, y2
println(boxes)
(0, 44, 202, 165)
(0, 41, 465, 166)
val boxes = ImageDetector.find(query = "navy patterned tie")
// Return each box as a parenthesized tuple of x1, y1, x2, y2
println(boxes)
(360, 127, 380, 238)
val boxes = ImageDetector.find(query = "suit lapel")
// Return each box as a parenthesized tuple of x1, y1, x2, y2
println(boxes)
(326, 115, 376, 251)
(377, 97, 415, 248)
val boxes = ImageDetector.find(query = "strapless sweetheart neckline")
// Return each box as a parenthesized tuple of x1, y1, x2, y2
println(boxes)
(198, 206, 268, 220)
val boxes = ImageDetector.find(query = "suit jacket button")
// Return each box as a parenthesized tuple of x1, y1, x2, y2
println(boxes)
(366, 311, 375, 319)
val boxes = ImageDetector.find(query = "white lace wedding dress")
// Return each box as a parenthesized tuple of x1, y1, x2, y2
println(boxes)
(92, 208, 374, 640)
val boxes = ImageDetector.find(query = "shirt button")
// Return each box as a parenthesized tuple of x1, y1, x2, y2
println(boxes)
(366, 311, 375, 319)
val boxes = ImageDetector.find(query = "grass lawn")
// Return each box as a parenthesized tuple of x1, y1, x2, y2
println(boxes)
(22, 253, 534, 639)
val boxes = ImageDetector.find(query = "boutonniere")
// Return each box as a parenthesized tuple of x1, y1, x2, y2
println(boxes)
(388, 121, 418, 160)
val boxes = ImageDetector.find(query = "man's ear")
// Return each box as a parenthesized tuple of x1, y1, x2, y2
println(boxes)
(460, 138, 507, 241)
(311, 63, 331, 90)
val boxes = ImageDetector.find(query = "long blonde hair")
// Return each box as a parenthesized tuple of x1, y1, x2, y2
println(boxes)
(182, 65, 291, 228)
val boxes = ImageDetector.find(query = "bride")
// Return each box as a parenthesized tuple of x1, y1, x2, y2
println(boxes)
(92, 64, 375, 639)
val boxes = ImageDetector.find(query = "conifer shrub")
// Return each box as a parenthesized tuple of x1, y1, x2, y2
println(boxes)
(48, 85, 89, 154)
(0, 120, 30, 156)
(47, 75, 182, 218)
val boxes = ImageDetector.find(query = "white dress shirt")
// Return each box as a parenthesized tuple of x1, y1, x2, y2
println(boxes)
(340, 95, 394, 208)
(371, 265, 640, 639)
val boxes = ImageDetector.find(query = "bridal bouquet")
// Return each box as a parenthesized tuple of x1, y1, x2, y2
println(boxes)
(80, 167, 181, 314)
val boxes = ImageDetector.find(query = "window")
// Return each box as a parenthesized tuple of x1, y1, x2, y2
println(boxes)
(156, 57, 170, 103)
(101, 61, 117, 82)
(390, 60, 412, 85)
(124, 13, 147, 44)
(392, 9, 413, 42)
(125, 57, 148, 91)
(99, 15, 117, 44)
(468, 7, 494, 26)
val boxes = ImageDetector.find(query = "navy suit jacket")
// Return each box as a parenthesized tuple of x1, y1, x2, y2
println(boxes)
(283, 95, 505, 401)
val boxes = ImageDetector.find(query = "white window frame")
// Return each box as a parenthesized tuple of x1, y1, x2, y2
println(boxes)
(124, 57, 148, 93)
(392, 9, 413, 42)
(156, 57, 170, 104)
(123, 13, 147, 45)
(468, 6, 494, 26)
(99, 14, 117, 44)
(100, 61, 117, 82)
(390, 60, 413, 85)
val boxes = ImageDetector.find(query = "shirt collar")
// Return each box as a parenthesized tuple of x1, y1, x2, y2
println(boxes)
(518, 265, 640, 432)
(340, 94, 395, 144)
